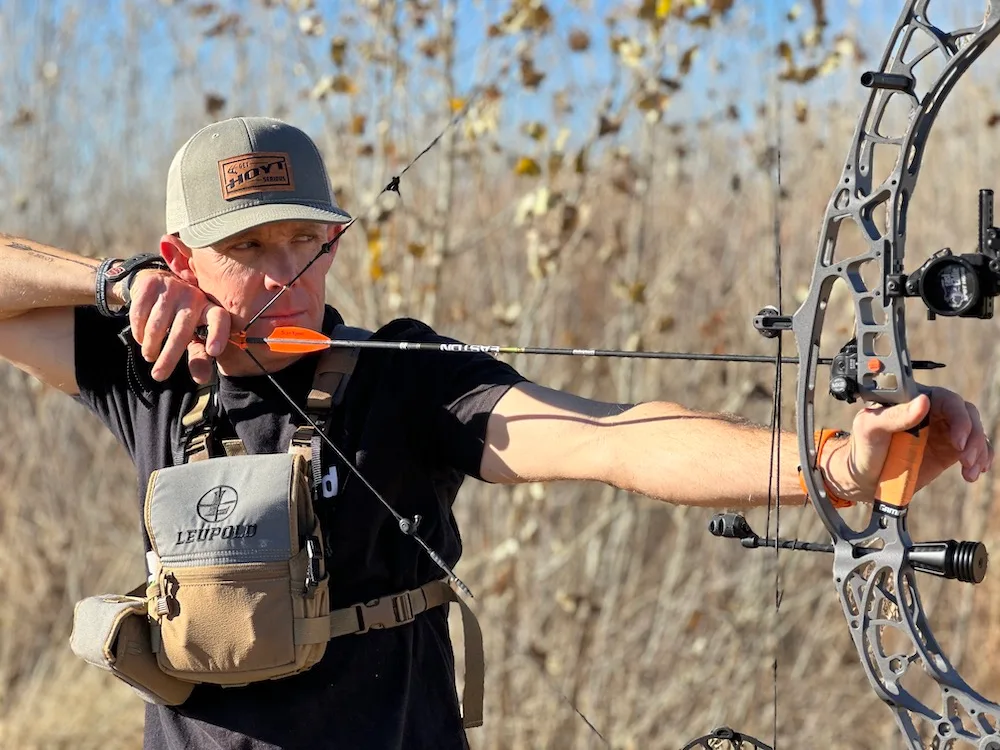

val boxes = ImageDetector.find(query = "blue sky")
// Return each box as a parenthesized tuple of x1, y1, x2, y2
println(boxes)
(0, 0, 991, 226)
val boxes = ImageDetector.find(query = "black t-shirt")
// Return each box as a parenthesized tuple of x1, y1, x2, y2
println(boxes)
(73, 305, 526, 750)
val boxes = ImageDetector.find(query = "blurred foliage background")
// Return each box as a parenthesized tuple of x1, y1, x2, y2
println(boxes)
(4, 1, 1000, 748)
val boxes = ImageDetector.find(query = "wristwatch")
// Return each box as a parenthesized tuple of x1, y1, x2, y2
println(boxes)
(95, 253, 169, 317)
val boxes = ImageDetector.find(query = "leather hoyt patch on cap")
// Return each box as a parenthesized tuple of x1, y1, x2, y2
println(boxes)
(218, 152, 295, 200)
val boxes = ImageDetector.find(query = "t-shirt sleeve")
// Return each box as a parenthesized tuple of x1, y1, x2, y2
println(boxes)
(73, 306, 184, 462)
(384, 319, 528, 480)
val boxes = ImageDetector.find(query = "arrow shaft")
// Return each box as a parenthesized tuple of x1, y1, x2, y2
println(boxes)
(249, 335, 941, 369)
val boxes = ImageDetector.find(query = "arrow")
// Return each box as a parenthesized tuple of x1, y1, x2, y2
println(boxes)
(196, 325, 946, 369)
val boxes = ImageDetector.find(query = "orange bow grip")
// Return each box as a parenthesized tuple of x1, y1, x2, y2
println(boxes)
(875, 421, 929, 508)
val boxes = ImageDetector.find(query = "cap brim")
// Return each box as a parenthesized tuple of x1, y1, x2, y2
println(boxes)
(179, 203, 352, 248)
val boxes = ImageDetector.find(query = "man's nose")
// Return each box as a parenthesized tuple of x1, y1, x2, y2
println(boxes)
(261, 249, 299, 290)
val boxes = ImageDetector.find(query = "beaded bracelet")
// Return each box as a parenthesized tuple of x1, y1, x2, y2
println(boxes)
(797, 429, 855, 508)
(95, 257, 126, 318)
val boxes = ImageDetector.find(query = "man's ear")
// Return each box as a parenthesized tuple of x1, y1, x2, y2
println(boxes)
(160, 234, 198, 285)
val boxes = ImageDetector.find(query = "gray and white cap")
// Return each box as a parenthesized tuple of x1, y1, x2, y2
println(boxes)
(165, 117, 351, 248)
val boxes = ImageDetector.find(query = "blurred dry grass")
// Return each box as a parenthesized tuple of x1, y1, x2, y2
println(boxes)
(4, 2, 1000, 749)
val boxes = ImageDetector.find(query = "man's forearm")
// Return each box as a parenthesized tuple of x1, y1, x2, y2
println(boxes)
(601, 401, 816, 508)
(0, 234, 108, 319)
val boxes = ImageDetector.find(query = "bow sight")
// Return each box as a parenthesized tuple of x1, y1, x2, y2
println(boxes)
(893, 189, 1000, 319)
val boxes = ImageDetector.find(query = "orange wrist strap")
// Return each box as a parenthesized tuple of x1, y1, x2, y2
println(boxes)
(798, 429, 854, 508)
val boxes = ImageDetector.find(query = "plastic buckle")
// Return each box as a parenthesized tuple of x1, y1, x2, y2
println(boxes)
(356, 592, 415, 633)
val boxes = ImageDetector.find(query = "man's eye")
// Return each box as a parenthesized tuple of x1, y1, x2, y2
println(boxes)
(294, 234, 318, 242)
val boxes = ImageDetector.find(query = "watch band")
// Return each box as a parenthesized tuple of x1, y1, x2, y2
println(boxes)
(95, 253, 169, 317)
(119, 253, 169, 309)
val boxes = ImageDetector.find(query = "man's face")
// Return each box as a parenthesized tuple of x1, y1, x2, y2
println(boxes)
(187, 219, 339, 371)
(192, 220, 337, 330)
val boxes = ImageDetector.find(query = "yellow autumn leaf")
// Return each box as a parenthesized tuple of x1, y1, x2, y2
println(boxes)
(523, 121, 547, 141)
(598, 114, 622, 137)
(794, 98, 809, 123)
(629, 282, 647, 304)
(515, 157, 541, 177)
(367, 227, 384, 282)
(803, 25, 822, 49)
(519, 56, 546, 89)
(637, 91, 669, 113)
(568, 29, 590, 52)
(332, 75, 356, 94)
(330, 36, 347, 67)
(311, 74, 357, 100)
(637, 0, 670, 22)
(679, 45, 698, 76)
(817, 51, 842, 77)
(449, 97, 466, 113)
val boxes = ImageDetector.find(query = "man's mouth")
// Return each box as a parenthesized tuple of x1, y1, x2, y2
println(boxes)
(259, 311, 307, 324)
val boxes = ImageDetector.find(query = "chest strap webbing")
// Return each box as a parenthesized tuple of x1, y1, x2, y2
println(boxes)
(292, 579, 484, 729)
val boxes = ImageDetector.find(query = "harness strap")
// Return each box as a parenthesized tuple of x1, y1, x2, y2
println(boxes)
(287, 324, 372, 489)
(292, 580, 485, 729)
(177, 381, 217, 464)
(221, 439, 247, 457)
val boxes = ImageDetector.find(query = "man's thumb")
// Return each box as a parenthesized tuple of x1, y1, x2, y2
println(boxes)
(867, 393, 930, 434)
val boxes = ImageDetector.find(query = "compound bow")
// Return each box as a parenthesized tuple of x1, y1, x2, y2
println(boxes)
(712, 2, 1000, 747)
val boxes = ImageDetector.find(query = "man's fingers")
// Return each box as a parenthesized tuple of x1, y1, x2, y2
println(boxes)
(141, 298, 173, 364)
(152, 307, 200, 381)
(128, 270, 167, 346)
(186, 340, 215, 385)
(959, 402, 986, 473)
(201, 305, 231, 358)
(124, 271, 232, 383)
(927, 385, 976, 452)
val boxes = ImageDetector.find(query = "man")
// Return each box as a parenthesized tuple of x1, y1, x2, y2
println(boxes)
(0, 117, 992, 749)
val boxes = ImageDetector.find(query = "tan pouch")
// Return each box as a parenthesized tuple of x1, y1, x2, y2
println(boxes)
(70, 594, 194, 705)
(144, 453, 329, 684)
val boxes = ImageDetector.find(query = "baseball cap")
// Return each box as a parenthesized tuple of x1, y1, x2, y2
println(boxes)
(165, 117, 351, 248)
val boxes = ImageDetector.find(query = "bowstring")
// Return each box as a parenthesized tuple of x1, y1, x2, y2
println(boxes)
(763, 6, 786, 748)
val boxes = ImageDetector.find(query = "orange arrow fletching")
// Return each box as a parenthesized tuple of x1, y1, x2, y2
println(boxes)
(259, 325, 332, 354)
